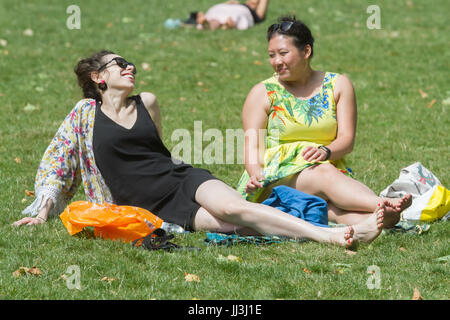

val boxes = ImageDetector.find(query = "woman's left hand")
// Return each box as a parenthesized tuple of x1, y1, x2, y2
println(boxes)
(301, 146, 328, 163)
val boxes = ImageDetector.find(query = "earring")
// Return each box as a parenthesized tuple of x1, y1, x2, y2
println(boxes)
(98, 80, 108, 91)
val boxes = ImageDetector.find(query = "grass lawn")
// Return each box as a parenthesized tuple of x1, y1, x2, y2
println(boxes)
(0, 0, 448, 301)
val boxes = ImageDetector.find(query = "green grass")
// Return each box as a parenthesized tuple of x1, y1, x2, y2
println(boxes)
(0, 0, 449, 300)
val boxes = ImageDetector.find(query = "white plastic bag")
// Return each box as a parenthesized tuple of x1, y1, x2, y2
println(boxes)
(380, 162, 450, 222)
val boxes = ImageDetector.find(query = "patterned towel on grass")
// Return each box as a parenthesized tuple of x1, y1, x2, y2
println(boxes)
(204, 232, 308, 246)
(384, 220, 431, 235)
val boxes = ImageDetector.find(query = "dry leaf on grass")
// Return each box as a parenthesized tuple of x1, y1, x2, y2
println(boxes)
(426, 99, 436, 108)
(418, 89, 428, 98)
(302, 267, 312, 274)
(412, 288, 423, 300)
(23, 28, 34, 36)
(141, 63, 151, 71)
(226, 255, 242, 262)
(253, 60, 263, 66)
(23, 103, 39, 112)
(14, 157, 22, 164)
(101, 277, 117, 282)
(13, 266, 42, 277)
(184, 273, 200, 283)
(399, 247, 407, 252)
(25, 190, 35, 197)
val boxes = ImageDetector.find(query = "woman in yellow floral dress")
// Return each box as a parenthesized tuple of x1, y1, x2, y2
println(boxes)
(237, 16, 411, 228)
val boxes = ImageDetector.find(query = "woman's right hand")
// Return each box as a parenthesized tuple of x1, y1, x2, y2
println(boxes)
(245, 173, 264, 194)
(13, 198, 53, 227)
(12, 216, 46, 227)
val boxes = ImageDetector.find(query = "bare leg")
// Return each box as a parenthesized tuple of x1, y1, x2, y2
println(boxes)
(291, 163, 411, 227)
(327, 202, 373, 225)
(194, 206, 260, 236)
(194, 180, 359, 247)
(253, 0, 269, 20)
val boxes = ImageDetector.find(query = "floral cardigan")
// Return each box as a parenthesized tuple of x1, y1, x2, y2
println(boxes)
(22, 99, 114, 217)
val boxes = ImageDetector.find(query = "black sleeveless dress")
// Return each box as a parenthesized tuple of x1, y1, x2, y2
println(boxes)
(93, 95, 218, 231)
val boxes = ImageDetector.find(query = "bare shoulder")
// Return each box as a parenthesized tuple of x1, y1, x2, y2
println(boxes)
(335, 74, 354, 92)
(244, 82, 271, 113)
(139, 92, 158, 109)
(334, 73, 355, 102)
(247, 82, 268, 99)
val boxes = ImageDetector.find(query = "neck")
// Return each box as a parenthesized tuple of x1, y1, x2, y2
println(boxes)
(281, 64, 314, 87)
(100, 89, 131, 112)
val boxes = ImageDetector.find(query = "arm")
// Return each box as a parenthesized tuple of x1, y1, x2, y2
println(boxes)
(242, 83, 271, 192)
(13, 199, 53, 226)
(254, 0, 269, 20)
(302, 74, 357, 162)
(140, 92, 163, 138)
(15, 100, 88, 227)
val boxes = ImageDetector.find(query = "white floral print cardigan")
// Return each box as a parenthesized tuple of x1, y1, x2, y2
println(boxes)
(22, 99, 114, 217)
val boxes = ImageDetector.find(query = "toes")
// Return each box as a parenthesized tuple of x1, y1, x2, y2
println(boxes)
(345, 226, 354, 239)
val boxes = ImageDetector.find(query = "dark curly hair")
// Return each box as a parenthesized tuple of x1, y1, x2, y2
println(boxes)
(74, 50, 115, 103)
(267, 15, 315, 59)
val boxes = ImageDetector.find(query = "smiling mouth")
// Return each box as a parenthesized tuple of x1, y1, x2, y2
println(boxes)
(122, 73, 135, 81)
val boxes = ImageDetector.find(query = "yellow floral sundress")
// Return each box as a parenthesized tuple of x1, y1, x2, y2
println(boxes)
(236, 72, 353, 202)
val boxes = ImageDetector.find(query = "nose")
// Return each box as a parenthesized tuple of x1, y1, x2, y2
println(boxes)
(126, 63, 136, 74)
(273, 54, 283, 66)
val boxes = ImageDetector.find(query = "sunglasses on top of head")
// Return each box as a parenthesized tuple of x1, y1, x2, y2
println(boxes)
(98, 57, 137, 75)
(267, 21, 294, 34)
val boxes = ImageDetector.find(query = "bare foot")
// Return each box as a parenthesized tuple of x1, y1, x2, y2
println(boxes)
(352, 204, 384, 243)
(381, 194, 412, 228)
(327, 225, 355, 248)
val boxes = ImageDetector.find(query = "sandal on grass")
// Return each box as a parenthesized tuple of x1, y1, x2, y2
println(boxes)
(132, 228, 200, 252)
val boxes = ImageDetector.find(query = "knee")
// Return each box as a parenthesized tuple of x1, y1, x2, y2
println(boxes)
(309, 163, 341, 179)
(297, 163, 339, 191)
(317, 162, 338, 173)
(220, 199, 251, 220)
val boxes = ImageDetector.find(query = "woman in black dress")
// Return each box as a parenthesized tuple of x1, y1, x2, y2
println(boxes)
(14, 50, 385, 247)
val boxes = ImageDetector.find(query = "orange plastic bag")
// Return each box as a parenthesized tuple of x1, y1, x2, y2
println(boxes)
(60, 201, 163, 242)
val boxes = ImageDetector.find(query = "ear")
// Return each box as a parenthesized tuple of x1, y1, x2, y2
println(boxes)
(90, 71, 101, 84)
(303, 44, 312, 59)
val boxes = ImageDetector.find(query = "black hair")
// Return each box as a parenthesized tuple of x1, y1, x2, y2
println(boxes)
(267, 15, 315, 58)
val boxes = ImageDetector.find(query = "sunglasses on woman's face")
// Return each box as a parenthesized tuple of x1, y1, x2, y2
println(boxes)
(267, 21, 294, 34)
(98, 57, 137, 75)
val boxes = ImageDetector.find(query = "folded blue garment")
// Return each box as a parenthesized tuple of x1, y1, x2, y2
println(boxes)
(262, 186, 329, 228)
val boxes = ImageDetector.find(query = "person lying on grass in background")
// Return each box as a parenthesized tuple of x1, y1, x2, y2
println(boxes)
(13, 50, 384, 249)
(236, 15, 412, 228)
(196, 0, 268, 30)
